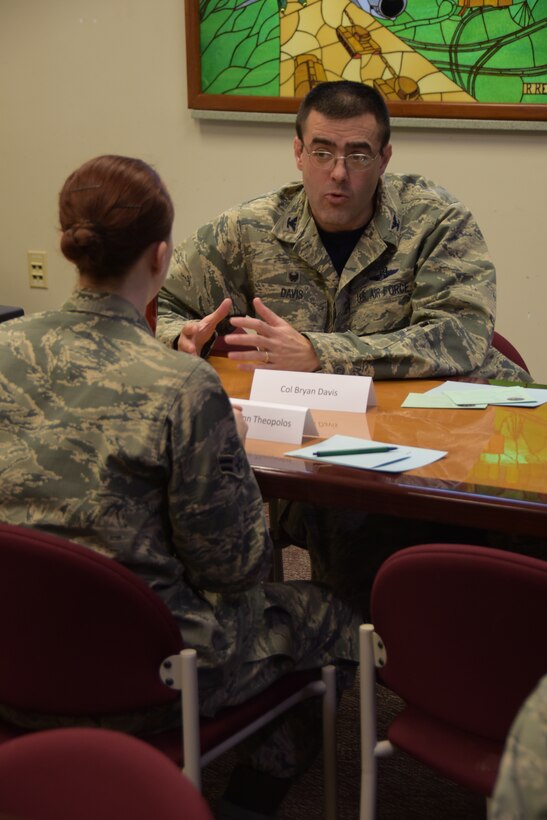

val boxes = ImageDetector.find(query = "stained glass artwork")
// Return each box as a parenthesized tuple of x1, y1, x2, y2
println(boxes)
(193, 0, 547, 115)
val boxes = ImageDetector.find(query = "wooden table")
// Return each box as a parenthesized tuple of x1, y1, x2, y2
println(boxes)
(212, 357, 547, 537)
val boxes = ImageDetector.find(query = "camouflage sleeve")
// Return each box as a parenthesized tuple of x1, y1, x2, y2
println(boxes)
(167, 358, 272, 591)
(489, 675, 547, 820)
(305, 204, 496, 379)
(156, 209, 255, 348)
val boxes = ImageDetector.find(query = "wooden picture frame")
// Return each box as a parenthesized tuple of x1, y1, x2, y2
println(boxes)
(185, 0, 547, 122)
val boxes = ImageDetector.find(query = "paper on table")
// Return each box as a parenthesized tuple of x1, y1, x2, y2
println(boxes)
(426, 381, 547, 408)
(402, 392, 487, 409)
(444, 387, 530, 406)
(285, 435, 447, 473)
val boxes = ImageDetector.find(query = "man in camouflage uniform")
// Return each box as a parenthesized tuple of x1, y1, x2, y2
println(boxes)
(489, 675, 547, 820)
(0, 290, 360, 816)
(157, 81, 534, 617)
(157, 83, 529, 384)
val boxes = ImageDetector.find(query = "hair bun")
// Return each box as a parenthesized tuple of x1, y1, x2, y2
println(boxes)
(61, 221, 104, 265)
(59, 155, 174, 279)
(71, 221, 98, 247)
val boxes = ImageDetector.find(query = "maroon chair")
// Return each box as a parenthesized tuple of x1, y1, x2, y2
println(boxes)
(0, 727, 213, 820)
(0, 523, 337, 818)
(145, 296, 157, 334)
(492, 330, 530, 374)
(359, 543, 547, 820)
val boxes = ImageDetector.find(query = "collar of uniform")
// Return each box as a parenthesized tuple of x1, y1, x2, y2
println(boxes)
(371, 175, 402, 248)
(61, 289, 151, 331)
(271, 178, 402, 249)
(271, 184, 311, 243)
(333, 177, 402, 286)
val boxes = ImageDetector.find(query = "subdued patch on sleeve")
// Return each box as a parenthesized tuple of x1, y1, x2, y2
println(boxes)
(218, 450, 246, 478)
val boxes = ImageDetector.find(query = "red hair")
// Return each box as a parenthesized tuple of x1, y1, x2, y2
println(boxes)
(59, 155, 174, 281)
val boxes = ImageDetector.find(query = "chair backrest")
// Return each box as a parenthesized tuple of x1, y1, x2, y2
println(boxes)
(0, 523, 183, 716)
(145, 296, 158, 334)
(371, 543, 547, 743)
(492, 331, 530, 374)
(0, 727, 213, 820)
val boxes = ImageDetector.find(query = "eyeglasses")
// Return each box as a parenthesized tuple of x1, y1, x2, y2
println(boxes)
(303, 145, 379, 172)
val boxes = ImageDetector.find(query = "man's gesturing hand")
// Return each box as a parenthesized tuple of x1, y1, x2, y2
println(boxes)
(225, 297, 320, 372)
(177, 298, 233, 356)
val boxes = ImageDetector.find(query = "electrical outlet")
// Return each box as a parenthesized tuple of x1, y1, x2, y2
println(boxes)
(28, 251, 48, 289)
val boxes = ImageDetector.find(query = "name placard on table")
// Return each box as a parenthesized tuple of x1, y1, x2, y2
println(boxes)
(229, 398, 318, 444)
(250, 370, 376, 412)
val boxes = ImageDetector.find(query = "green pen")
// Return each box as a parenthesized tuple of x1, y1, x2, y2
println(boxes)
(313, 446, 397, 457)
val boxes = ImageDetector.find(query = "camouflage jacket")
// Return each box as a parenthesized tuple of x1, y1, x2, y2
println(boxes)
(0, 290, 274, 682)
(490, 675, 547, 820)
(158, 175, 530, 382)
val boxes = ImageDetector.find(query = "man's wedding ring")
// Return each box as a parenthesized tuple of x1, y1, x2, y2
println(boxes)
(256, 345, 270, 364)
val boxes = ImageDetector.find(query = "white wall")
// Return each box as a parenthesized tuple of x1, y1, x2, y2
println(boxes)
(1, 0, 546, 379)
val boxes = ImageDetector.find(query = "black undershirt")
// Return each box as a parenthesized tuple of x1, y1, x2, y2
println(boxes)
(317, 224, 366, 275)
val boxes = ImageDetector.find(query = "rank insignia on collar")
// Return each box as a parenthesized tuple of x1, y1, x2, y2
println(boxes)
(287, 216, 298, 231)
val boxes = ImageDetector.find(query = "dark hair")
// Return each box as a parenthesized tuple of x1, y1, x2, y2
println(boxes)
(295, 81, 391, 149)
(59, 155, 174, 281)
